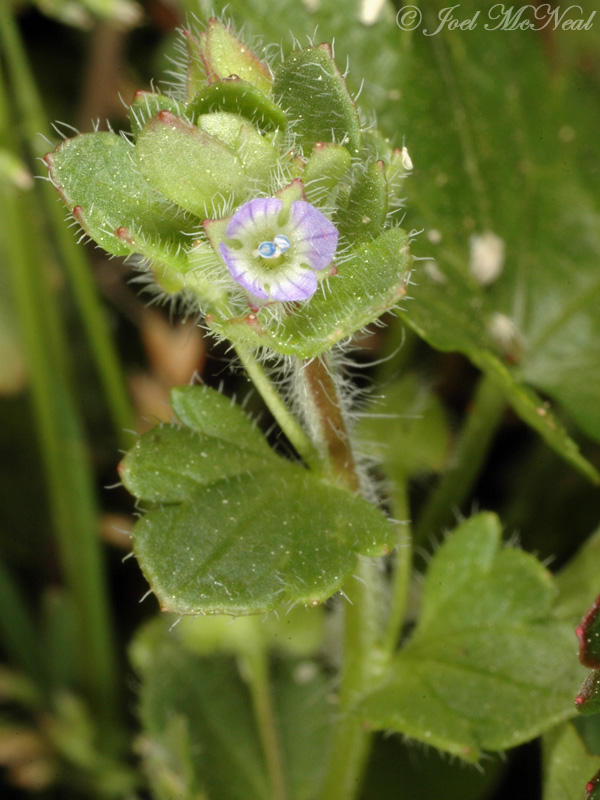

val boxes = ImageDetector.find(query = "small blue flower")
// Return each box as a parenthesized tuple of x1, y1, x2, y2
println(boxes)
(218, 196, 338, 302)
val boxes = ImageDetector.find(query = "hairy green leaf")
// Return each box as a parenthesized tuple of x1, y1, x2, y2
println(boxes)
(187, 80, 287, 131)
(273, 45, 360, 154)
(356, 513, 585, 761)
(120, 386, 393, 614)
(45, 131, 192, 257)
(135, 112, 247, 219)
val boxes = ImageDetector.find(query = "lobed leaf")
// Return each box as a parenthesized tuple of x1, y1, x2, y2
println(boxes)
(120, 385, 394, 615)
(356, 513, 585, 761)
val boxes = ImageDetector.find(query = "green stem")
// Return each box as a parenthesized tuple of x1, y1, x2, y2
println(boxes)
(318, 556, 380, 800)
(242, 648, 288, 800)
(381, 480, 412, 656)
(414, 371, 506, 544)
(235, 344, 321, 469)
(0, 6, 134, 445)
(288, 357, 379, 800)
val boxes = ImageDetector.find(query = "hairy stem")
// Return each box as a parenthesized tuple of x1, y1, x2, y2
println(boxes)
(414, 371, 506, 544)
(300, 357, 360, 492)
(242, 648, 289, 800)
(291, 357, 379, 800)
(235, 344, 321, 469)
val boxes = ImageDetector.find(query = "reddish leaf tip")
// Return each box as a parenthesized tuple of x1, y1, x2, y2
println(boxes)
(43, 152, 53, 166)
(115, 226, 133, 243)
(72, 205, 84, 221)
(156, 110, 179, 126)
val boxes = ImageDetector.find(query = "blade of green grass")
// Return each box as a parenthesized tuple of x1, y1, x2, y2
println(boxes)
(0, 5, 134, 446)
(0, 559, 42, 684)
(0, 61, 120, 738)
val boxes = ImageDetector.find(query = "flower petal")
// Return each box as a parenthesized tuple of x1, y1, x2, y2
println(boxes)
(219, 242, 269, 299)
(288, 200, 338, 270)
(226, 197, 283, 239)
(269, 268, 317, 301)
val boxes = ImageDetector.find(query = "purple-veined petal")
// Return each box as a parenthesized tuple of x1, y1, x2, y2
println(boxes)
(288, 200, 338, 270)
(269, 267, 318, 301)
(226, 197, 283, 239)
(219, 243, 269, 299)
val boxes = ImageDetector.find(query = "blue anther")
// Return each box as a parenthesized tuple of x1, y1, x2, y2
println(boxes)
(257, 240, 277, 258)
(273, 234, 291, 253)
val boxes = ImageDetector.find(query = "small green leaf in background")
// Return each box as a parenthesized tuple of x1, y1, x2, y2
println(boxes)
(356, 513, 585, 761)
(390, 0, 600, 471)
(133, 627, 332, 800)
(555, 527, 600, 624)
(138, 648, 269, 800)
(356, 374, 451, 481)
(120, 385, 394, 615)
(543, 723, 600, 800)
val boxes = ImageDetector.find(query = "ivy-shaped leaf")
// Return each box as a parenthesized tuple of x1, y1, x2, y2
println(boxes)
(355, 513, 585, 761)
(120, 385, 393, 615)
